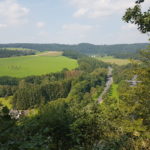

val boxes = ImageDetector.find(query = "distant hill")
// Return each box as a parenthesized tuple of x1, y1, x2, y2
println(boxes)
(0, 43, 149, 59)
(0, 48, 36, 58)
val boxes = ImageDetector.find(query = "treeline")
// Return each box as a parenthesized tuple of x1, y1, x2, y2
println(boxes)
(0, 76, 19, 85)
(13, 80, 72, 109)
(63, 50, 86, 59)
(0, 48, 36, 58)
(0, 43, 148, 59)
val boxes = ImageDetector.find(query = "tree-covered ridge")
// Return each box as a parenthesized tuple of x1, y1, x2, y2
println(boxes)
(0, 48, 36, 58)
(62, 50, 86, 59)
(0, 43, 148, 59)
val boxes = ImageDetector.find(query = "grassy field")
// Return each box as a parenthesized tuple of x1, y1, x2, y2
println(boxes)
(37, 51, 63, 56)
(97, 56, 131, 66)
(110, 84, 119, 99)
(108, 83, 119, 99)
(0, 55, 78, 77)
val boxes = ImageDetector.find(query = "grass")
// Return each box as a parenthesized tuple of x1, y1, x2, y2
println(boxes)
(108, 83, 119, 99)
(97, 56, 131, 66)
(0, 55, 78, 77)
(36, 51, 63, 56)
(0, 97, 12, 109)
(110, 84, 119, 99)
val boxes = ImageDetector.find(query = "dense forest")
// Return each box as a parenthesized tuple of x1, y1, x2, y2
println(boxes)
(0, 48, 36, 58)
(0, 43, 148, 59)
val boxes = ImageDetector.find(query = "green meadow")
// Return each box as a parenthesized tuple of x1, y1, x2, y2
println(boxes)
(110, 84, 119, 99)
(0, 55, 78, 77)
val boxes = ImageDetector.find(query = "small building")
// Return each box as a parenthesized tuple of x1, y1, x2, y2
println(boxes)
(9, 110, 29, 119)
(126, 75, 142, 87)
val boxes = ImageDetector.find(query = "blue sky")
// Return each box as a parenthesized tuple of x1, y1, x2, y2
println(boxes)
(0, 0, 149, 44)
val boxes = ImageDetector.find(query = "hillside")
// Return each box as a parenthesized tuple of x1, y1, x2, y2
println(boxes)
(0, 0, 150, 149)
(0, 48, 36, 58)
(0, 55, 78, 77)
(0, 43, 148, 59)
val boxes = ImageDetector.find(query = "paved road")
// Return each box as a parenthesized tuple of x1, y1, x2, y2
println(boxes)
(98, 67, 113, 103)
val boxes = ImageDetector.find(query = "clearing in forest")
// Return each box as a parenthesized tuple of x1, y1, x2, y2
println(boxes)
(36, 51, 63, 56)
(97, 56, 130, 66)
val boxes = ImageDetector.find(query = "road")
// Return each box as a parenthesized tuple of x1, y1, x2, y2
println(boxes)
(98, 67, 113, 103)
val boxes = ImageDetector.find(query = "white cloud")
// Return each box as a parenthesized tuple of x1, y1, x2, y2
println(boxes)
(36, 22, 45, 28)
(57, 23, 93, 43)
(0, 0, 29, 26)
(114, 29, 148, 44)
(69, 0, 150, 19)
(73, 8, 88, 18)
(38, 31, 48, 36)
(0, 24, 7, 28)
(62, 23, 92, 31)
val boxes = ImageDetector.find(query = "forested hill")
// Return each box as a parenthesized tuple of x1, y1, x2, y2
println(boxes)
(0, 43, 148, 58)
(0, 48, 36, 58)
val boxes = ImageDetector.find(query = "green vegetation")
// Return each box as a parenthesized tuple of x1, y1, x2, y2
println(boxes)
(0, 0, 150, 149)
(1, 47, 37, 52)
(0, 48, 36, 58)
(123, 0, 150, 34)
(109, 83, 119, 99)
(97, 56, 131, 65)
(0, 56, 78, 77)
(37, 51, 63, 56)
(0, 97, 12, 109)
(0, 43, 148, 59)
(63, 50, 86, 59)
(0, 56, 109, 149)
(0, 51, 150, 149)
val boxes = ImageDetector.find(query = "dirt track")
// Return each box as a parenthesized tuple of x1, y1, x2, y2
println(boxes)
(98, 67, 113, 103)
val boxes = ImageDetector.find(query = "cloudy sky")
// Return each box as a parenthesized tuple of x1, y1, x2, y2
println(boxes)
(0, 0, 149, 44)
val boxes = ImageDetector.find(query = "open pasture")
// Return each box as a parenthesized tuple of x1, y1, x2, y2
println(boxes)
(109, 84, 119, 99)
(37, 51, 63, 56)
(0, 55, 78, 77)
(97, 56, 131, 66)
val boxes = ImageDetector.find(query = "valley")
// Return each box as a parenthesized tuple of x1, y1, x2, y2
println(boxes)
(0, 45, 149, 150)
(0, 0, 150, 149)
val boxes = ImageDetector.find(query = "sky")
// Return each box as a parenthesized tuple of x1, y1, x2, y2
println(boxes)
(0, 0, 149, 44)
